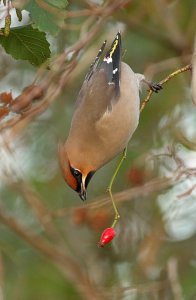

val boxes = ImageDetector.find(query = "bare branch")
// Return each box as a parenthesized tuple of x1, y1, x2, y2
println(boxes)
(0, 0, 131, 135)
(0, 206, 108, 300)
(177, 183, 196, 199)
(140, 64, 192, 112)
(167, 257, 184, 300)
(50, 176, 173, 220)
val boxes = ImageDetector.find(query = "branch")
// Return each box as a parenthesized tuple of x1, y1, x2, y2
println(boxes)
(49, 176, 173, 220)
(140, 64, 192, 112)
(14, 182, 65, 241)
(0, 206, 107, 300)
(0, 0, 131, 134)
(167, 257, 184, 300)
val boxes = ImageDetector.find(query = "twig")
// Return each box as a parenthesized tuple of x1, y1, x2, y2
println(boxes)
(15, 182, 66, 240)
(119, 6, 185, 54)
(144, 55, 191, 80)
(0, 206, 107, 300)
(140, 64, 192, 112)
(174, 129, 196, 151)
(167, 257, 184, 300)
(152, 0, 185, 51)
(177, 183, 196, 199)
(105, 280, 168, 298)
(49, 176, 173, 220)
(0, 137, 64, 242)
(159, 64, 192, 85)
(0, 0, 130, 134)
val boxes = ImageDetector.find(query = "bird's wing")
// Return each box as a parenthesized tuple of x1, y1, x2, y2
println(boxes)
(99, 32, 121, 96)
(85, 40, 107, 82)
(85, 32, 121, 88)
(74, 32, 122, 117)
(74, 70, 116, 120)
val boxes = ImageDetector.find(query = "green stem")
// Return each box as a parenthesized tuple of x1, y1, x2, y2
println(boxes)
(107, 147, 127, 227)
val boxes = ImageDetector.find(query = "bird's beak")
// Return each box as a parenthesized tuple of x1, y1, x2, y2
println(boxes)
(79, 188, 86, 201)
(79, 189, 86, 201)
(79, 180, 87, 201)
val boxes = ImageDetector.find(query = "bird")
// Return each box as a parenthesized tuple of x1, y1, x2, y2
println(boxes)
(59, 32, 161, 201)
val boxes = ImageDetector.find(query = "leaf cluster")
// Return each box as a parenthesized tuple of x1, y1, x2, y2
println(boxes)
(0, 0, 68, 65)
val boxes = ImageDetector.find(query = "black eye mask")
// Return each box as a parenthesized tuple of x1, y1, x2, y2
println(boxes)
(85, 171, 95, 189)
(70, 166, 82, 192)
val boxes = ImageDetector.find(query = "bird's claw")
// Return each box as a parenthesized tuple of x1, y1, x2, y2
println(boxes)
(149, 83, 163, 93)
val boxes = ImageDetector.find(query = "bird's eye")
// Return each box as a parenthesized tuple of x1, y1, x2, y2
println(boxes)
(73, 170, 80, 176)
(72, 168, 81, 177)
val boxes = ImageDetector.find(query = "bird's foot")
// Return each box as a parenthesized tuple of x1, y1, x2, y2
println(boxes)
(142, 79, 163, 93)
(148, 82, 163, 93)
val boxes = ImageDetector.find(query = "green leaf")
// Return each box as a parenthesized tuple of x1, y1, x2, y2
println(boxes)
(0, 25, 51, 66)
(45, 0, 68, 9)
(25, 0, 68, 35)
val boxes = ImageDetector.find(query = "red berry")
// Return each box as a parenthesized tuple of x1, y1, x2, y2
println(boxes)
(98, 227, 116, 247)
(128, 166, 145, 185)
(0, 92, 13, 104)
(0, 107, 9, 120)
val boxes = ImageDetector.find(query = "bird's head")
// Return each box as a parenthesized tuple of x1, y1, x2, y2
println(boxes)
(58, 142, 95, 201)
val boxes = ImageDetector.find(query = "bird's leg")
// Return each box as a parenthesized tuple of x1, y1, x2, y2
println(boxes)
(139, 79, 162, 112)
(107, 147, 127, 227)
(139, 78, 162, 113)
(142, 79, 163, 93)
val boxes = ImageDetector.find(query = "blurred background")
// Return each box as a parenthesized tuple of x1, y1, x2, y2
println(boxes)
(0, 0, 196, 299)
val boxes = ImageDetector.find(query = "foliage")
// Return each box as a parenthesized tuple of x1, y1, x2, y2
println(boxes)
(0, 25, 50, 66)
(0, 0, 68, 65)
(25, 0, 68, 35)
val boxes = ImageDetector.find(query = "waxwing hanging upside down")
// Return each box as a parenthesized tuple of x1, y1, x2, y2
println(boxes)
(59, 32, 162, 201)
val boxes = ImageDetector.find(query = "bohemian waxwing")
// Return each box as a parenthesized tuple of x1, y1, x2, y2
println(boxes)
(59, 32, 161, 200)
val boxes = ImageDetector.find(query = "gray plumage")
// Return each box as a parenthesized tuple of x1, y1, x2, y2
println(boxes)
(65, 62, 140, 170)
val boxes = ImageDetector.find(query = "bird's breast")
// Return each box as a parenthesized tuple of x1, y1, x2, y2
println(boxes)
(66, 62, 140, 170)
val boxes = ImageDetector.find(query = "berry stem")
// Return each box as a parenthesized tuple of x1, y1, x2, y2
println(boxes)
(107, 147, 127, 226)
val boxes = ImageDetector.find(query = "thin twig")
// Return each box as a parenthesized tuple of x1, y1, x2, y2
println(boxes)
(105, 280, 168, 298)
(167, 257, 184, 300)
(140, 64, 192, 112)
(144, 55, 191, 80)
(152, 0, 185, 51)
(0, 0, 130, 134)
(49, 176, 173, 220)
(177, 183, 196, 199)
(0, 206, 107, 300)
